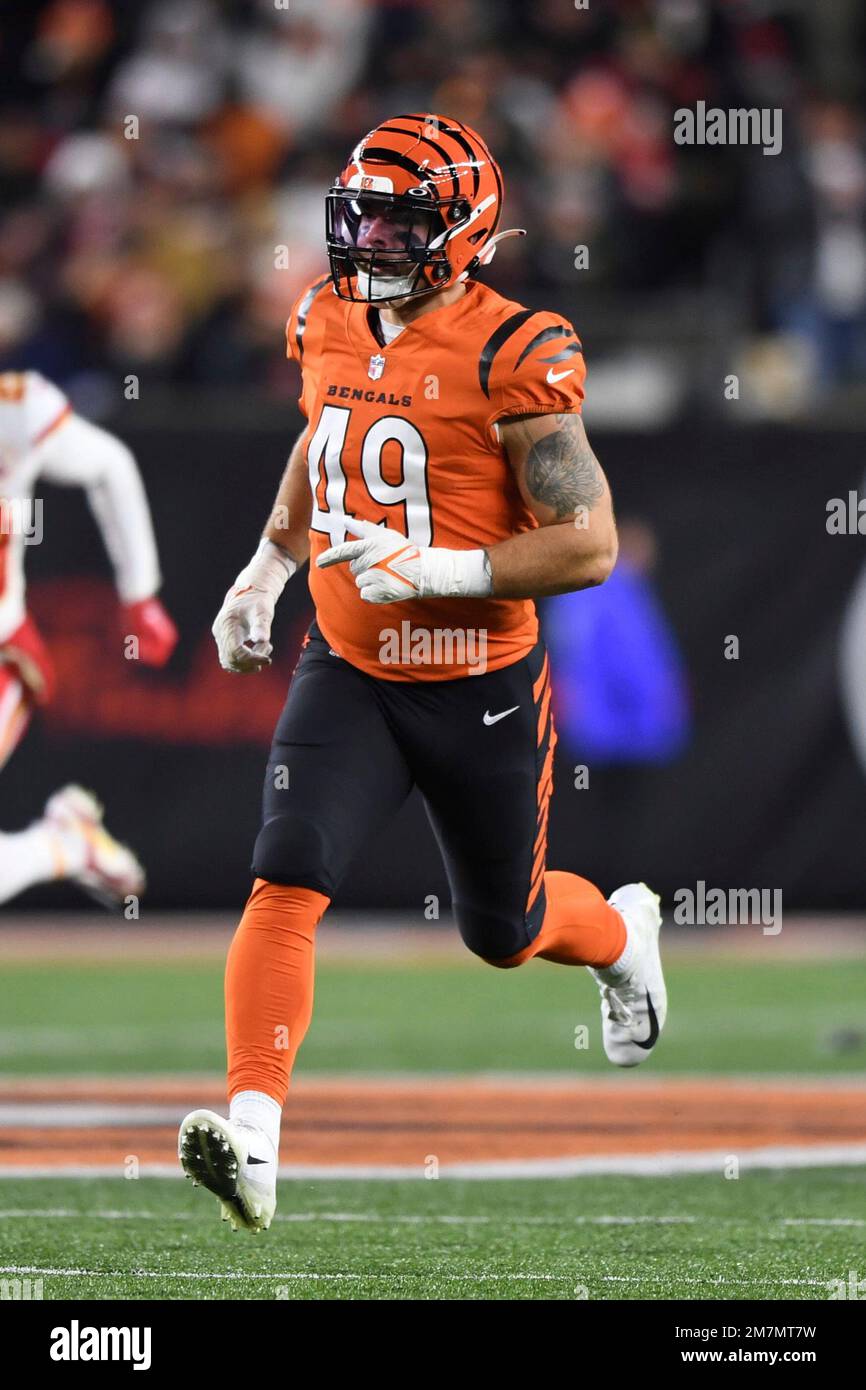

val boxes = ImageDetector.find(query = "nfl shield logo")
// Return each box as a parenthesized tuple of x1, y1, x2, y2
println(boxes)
(368, 354, 386, 381)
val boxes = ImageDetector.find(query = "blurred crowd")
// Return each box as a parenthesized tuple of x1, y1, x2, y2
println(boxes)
(1, 0, 865, 416)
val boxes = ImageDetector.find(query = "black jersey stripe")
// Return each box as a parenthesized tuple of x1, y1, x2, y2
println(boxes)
(513, 326, 575, 372)
(540, 343, 584, 365)
(295, 275, 331, 363)
(479, 308, 539, 398)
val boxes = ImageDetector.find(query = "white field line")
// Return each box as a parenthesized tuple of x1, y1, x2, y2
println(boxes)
(2, 1143, 866, 1180)
(3, 1096, 865, 1128)
(0, 1209, 700, 1225)
(0, 1209, 864, 1227)
(782, 1217, 866, 1227)
(0, 1105, 184, 1126)
(0, 1265, 843, 1289)
(1, 1071, 865, 1090)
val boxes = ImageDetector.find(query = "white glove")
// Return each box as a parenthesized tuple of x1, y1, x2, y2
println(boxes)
(212, 538, 296, 672)
(317, 518, 492, 604)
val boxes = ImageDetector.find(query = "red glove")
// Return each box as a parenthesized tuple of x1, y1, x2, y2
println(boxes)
(119, 597, 178, 668)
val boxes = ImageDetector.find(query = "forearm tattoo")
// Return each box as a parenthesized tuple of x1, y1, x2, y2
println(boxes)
(524, 414, 604, 519)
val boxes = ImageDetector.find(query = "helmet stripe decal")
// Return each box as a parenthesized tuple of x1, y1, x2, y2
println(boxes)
(449, 116, 497, 201)
(295, 275, 331, 362)
(360, 146, 428, 183)
(437, 123, 482, 197)
(514, 326, 580, 371)
(376, 126, 462, 199)
(479, 309, 539, 398)
(397, 113, 484, 198)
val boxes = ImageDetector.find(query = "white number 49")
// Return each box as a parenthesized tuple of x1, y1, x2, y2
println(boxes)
(306, 404, 432, 545)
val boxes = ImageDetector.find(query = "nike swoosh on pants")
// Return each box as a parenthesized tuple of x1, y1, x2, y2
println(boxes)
(483, 706, 519, 726)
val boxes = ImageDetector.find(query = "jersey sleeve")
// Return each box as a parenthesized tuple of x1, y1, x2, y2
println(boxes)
(37, 413, 161, 602)
(481, 309, 585, 435)
(285, 274, 333, 417)
(23, 372, 72, 448)
(0, 371, 69, 454)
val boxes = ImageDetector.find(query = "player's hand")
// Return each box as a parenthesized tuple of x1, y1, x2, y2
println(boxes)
(212, 539, 297, 673)
(317, 518, 493, 604)
(120, 597, 179, 668)
(212, 583, 276, 673)
(317, 519, 424, 603)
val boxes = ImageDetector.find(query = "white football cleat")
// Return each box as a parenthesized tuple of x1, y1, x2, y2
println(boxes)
(178, 1109, 276, 1233)
(589, 883, 666, 1067)
(44, 784, 145, 903)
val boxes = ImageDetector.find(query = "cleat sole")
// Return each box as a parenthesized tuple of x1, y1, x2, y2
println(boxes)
(178, 1109, 271, 1233)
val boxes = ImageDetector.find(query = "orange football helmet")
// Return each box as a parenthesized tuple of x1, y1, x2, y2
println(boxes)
(326, 112, 523, 303)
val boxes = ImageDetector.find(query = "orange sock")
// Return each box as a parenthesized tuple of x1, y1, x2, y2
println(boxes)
(496, 870, 626, 968)
(225, 878, 329, 1106)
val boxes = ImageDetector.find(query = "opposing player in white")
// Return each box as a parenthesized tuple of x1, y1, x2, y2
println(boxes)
(0, 370, 178, 905)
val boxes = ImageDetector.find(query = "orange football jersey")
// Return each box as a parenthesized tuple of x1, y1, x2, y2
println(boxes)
(286, 276, 586, 680)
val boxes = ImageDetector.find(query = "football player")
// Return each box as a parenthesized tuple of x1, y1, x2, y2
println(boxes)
(0, 370, 177, 905)
(180, 115, 667, 1231)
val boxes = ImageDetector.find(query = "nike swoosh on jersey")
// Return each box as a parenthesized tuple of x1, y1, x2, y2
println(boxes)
(483, 706, 519, 725)
(546, 367, 575, 384)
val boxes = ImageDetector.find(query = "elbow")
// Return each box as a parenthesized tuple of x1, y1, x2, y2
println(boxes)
(577, 533, 618, 589)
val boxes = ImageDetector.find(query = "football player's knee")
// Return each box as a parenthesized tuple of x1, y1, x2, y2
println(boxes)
(252, 813, 332, 896)
(454, 902, 531, 968)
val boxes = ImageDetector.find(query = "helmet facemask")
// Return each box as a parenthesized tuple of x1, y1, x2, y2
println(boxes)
(326, 186, 470, 304)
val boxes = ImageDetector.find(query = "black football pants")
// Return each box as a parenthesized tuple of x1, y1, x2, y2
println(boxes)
(252, 622, 555, 960)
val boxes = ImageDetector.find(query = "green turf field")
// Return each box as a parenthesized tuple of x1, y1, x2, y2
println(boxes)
(1, 1170, 863, 1300)
(1, 949, 864, 1300)
(0, 955, 865, 1074)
